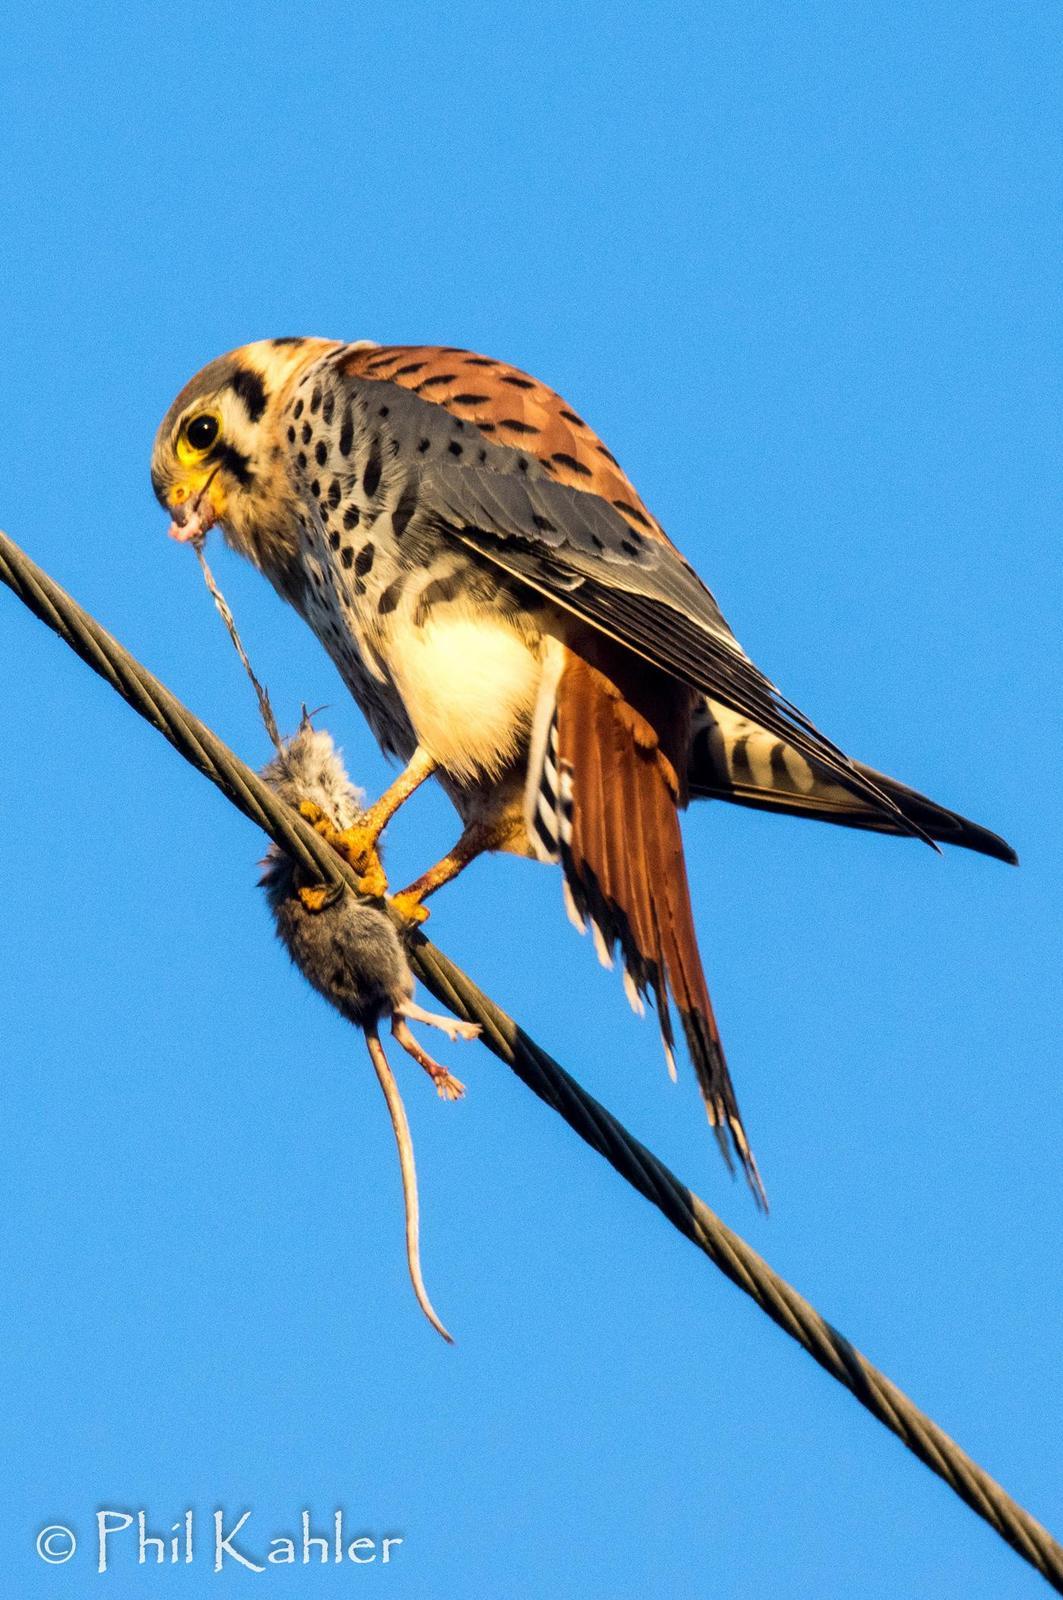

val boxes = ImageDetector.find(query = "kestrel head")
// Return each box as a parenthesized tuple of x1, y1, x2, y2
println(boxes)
(151, 337, 337, 564)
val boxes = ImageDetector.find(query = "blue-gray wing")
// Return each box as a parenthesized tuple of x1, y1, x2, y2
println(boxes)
(419, 461, 923, 835)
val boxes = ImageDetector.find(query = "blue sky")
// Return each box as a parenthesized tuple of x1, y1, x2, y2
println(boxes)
(1, 4, 1059, 1596)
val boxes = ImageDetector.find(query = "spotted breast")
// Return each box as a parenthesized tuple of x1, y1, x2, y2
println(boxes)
(154, 335, 1019, 1203)
(275, 345, 564, 824)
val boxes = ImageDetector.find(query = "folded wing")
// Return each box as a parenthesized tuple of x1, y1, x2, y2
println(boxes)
(422, 462, 928, 842)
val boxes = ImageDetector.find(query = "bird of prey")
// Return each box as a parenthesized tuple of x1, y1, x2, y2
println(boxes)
(152, 338, 1015, 1202)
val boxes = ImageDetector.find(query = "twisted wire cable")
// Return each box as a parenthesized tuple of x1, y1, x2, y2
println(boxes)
(1, 526, 1059, 1593)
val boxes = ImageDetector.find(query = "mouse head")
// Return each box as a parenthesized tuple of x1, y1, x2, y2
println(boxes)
(261, 724, 366, 833)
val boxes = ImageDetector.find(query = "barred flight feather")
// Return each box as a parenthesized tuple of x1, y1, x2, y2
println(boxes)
(551, 647, 767, 1207)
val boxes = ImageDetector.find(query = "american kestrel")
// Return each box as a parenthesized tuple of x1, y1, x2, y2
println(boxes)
(152, 339, 1015, 1202)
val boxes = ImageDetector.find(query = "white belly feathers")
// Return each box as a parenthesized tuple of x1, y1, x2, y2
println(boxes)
(385, 600, 542, 784)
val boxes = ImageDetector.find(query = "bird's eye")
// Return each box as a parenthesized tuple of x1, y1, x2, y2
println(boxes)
(185, 413, 219, 452)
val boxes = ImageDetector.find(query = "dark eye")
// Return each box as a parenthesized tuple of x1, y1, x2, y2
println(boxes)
(185, 413, 219, 451)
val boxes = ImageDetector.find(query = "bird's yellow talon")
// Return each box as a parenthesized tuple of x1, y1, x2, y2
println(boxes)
(334, 823, 383, 871)
(297, 804, 388, 893)
(356, 859, 389, 900)
(297, 884, 332, 913)
(298, 798, 326, 827)
(388, 891, 429, 925)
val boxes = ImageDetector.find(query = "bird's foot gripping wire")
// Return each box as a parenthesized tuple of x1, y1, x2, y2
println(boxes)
(385, 816, 525, 928)
(296, 881, 343, 914)
(297, 800, 389, 899)
(387, 888, 431, 926)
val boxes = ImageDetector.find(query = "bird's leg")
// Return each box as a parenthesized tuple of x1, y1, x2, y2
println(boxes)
(391, 1016, 466, 1101)
(298, 745, 438, 900)
(388, 815, 524, 924)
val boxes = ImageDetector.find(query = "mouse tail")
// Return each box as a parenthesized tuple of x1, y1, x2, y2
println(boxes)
(365, 1028, 454, 1345)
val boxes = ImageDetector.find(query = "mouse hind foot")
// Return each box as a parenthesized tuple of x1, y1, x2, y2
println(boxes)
(399, 998, 482, 1045)
(391, 1016, 467, 1100)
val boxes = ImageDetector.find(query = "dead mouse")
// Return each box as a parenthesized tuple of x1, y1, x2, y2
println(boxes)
(259, 718, 479, 1342)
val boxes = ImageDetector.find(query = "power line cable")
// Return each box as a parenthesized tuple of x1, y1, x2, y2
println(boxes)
(1, 525, 1059, 1593)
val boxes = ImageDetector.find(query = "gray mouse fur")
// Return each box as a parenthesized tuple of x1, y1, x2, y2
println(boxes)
(259, 724, 414, 1027)
(258, 720, 479, 1342)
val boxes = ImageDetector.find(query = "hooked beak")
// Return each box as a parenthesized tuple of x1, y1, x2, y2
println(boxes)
(166, 468, 220, 544)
